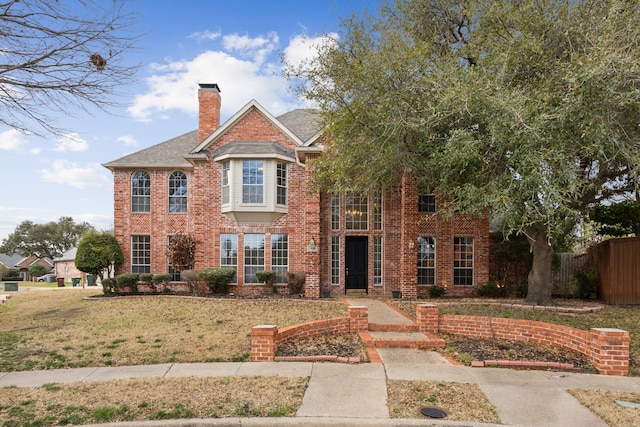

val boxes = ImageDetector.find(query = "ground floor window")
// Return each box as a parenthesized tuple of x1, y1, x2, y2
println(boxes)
(417, 236, 436, 285)
(454, 236, 474, 285)
(220, 234, 238, 280)
(244, 234, 264, 283)
(331, 236, 340, 284)
(271, 234, 288, 283)
(131, 235, 150, 274)
(373, 236, 382, 284)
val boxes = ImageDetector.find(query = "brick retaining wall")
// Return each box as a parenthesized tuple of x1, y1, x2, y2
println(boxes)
(251, 306, 367, 362)
(417, 304, 629, 376)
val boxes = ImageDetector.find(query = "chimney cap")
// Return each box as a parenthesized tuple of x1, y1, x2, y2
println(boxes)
(199, 83, 221, 92)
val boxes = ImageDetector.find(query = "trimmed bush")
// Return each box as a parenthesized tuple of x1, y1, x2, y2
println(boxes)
(152, 274, 172, 285)
(476, 282, 506, 297)
(255, 270, 277, 293)
(428, 285, 447, 298)
(116, 273, 139, 293)
(199, 268, 236, 294)
(101, 278, 117, 295)
(139, 273, 154, 283)
(287, 271, 305, 295)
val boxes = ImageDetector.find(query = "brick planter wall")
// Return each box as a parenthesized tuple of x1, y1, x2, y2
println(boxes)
(416, 304, 629, 376)
(251, 306, 368, 362)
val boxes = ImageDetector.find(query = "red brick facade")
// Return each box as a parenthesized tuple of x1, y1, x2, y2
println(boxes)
(106, 84, 489, 298)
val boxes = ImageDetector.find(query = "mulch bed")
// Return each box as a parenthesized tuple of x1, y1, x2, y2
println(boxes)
(439, 334, 596, 372)
(276, 332, 596, 372)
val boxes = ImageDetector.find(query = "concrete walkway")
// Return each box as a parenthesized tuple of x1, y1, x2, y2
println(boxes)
(2, 297, 640, 426)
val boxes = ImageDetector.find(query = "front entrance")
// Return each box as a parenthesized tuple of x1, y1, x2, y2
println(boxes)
(345, 236, 368, 293)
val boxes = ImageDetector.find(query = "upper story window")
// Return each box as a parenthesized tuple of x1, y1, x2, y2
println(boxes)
(213, 142, 294, 224)
(419, 194, 436, 213)
(168, 171, 187, 213)
(346, 195, 368, 230)
(221, 162, 230, 205)
(242, 160, 264, 204)
(131, 171, 150, 213)
(276, 162, 287, 205)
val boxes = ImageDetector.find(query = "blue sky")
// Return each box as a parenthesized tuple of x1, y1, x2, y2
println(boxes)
(0, 0, 374, 242)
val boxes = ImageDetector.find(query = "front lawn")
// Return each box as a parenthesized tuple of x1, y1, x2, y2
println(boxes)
(0, 289, 347, 372)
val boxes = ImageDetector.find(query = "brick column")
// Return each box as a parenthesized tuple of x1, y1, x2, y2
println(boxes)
(400, 173, 418, 299)
(590, 328, 629, 376)
(251, 325, 278, 362)
(349, 306, 369, 332)
(416, 304, 439, 334)
(304, 158, 321, 299)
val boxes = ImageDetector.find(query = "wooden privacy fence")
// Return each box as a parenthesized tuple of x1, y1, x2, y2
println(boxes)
(593, 237, 640, 305)
(552, 253, 588, 296)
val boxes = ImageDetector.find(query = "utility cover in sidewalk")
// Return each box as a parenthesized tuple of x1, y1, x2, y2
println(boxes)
(421, 407, 447, 418)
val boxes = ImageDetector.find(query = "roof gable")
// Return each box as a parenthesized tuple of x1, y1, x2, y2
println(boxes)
(191, 100, 309, 154)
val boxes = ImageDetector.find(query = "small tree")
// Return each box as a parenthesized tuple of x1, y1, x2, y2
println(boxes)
(75, 231, 124, 282)
(28, 264, 48, 279)
(166, 232, 197, 278)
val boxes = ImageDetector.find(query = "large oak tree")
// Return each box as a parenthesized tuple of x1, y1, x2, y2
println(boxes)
(0, 216, 95, 259)
(288, 0, 640, 305)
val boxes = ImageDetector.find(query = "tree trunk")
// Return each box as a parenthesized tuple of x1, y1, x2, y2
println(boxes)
(524, 222, 554, 306)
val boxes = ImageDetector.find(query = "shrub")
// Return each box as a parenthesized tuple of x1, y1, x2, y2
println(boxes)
(428, 285, 447, 298)
(255, 270, 277, 293)
(287, 271, 306, 295)
(152, 274, 172, 285)
(101, 278, 117, 295)
(515, 283, 528, 298)
(199, 268, 236, 294)
(116, 273, 139, 293)
(139, 273, 153, 283)
(28, 264, 48, 279)
(476, 281, 506, 298)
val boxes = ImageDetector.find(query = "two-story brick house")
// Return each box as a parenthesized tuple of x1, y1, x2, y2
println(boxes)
(103, 83, 489, 298)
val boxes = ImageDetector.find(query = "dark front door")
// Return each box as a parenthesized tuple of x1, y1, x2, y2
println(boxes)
(345, 236, 368, 292)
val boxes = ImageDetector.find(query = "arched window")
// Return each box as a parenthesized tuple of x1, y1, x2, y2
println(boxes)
(131, 171, 150, 212)
(169, 171, 187, 213)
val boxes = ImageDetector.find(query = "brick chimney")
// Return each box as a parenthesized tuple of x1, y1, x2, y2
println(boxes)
(198, 83, 221, 143)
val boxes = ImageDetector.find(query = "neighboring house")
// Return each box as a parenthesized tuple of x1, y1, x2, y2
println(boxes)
(53, 247, 82, 284)
(0, 253, 23, 276)
(103, 83, 489, 298)
(15, 255, 54, 280)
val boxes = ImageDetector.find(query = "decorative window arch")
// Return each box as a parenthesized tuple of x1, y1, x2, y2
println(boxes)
(169, 171, 187, 213)
(131, 171, 150, 212)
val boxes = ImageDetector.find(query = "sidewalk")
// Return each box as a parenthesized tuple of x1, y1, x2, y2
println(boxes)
(2, 298, 640, 426)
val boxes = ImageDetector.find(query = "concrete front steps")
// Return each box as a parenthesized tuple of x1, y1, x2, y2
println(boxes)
(368, 323, 445, 350)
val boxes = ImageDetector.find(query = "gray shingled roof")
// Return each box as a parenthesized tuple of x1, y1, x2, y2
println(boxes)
(103, 130, 199, 169)
(277, 109, 322, 142)
(103, 109, 321, 169)
(211, 142, 295, 159)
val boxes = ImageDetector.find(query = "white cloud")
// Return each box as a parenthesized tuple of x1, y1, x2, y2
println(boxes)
(54, 132, 88, 152)
(128, 31, 319, 123)
(117, 135, 138, 146)
(223, 32, 278, 63)
(283, 33, 337, 69)
(189, 30, 221, 41)
(39, 160, 111, 189)
(0, 129, 27, 151)
(29, 147, 42, 154)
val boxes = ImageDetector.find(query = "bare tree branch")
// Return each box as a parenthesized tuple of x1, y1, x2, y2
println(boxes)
(0, 0, 141, 136)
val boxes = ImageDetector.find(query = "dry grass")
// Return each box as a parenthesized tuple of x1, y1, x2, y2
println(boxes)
(568, 389, 640, 427)
(387, 380, 500, 422)
(0, 289, 347, 371)
(0, 376, 307, 425)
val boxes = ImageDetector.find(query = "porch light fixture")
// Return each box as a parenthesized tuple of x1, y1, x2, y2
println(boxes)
(408, 239, 415, 249)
